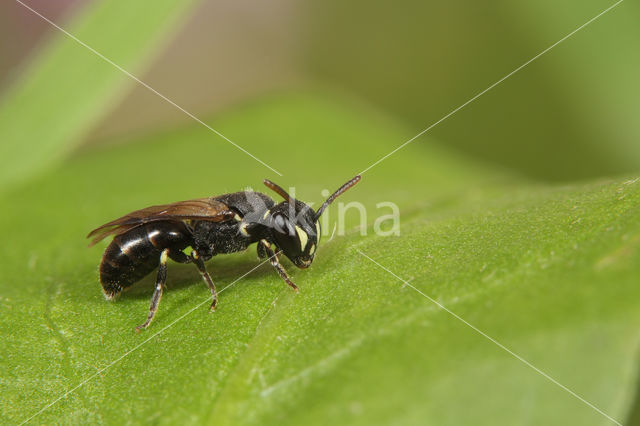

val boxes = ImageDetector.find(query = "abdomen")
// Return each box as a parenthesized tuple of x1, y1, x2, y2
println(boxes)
(99, 222, 192, 298)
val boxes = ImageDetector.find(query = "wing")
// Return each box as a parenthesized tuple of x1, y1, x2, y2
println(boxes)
(87, 198, 236, 246)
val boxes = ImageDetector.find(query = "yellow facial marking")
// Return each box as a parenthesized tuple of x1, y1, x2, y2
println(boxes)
(309, 244, 316, 255)
(315, 222, 321, 242)
(295, 225, 308, 250)
(234, 214, 242, 222)
(263, 209, 270, 220)
(240, 223, 249, 236)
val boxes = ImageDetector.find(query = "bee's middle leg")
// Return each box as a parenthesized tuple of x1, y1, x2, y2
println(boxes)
(190, 250, 217, 311)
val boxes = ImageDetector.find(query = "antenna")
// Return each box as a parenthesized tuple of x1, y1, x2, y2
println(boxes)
(314, 175, 361, 221)
(264, 179, 294, 203)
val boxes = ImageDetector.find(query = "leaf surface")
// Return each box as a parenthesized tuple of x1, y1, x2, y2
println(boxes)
(1, 94, 639, 425)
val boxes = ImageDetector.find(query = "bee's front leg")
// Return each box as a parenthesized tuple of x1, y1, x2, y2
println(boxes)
(258, 240, 298, 291)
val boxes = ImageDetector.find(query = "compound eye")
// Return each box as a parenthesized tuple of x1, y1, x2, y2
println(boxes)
(273, 214, 293, 236)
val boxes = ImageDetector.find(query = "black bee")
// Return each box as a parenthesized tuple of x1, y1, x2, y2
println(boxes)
(87, 175, 361, 331)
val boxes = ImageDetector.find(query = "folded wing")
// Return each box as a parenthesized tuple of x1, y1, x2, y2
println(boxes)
(87, 198, 235, 246)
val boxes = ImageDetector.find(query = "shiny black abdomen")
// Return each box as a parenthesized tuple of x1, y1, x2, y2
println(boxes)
(99, 221, 193, 298)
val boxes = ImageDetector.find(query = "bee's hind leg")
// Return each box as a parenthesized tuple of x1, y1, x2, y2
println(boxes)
(136, 249, 169, 333)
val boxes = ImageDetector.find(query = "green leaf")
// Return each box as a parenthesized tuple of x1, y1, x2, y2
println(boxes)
(1, 94, 639, 425)
(0, 0, 200, 192)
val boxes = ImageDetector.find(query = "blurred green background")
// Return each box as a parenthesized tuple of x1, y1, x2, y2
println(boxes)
(1, 1, 639, 425)
(1, 0, 639, 185)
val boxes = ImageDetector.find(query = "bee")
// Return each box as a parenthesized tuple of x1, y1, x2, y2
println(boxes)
(87, 175, 361, 331)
